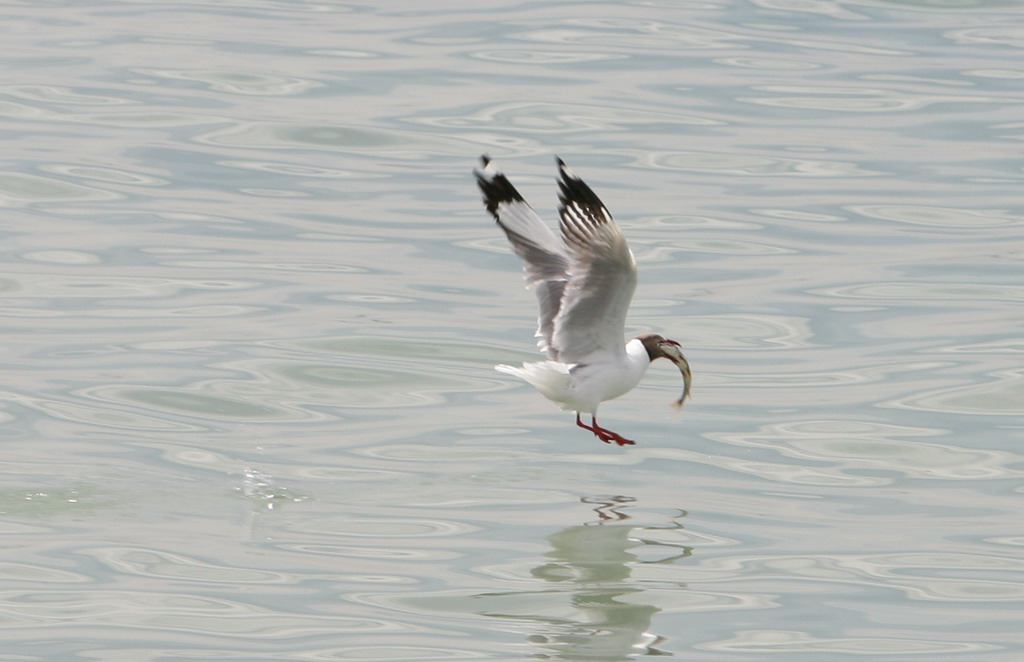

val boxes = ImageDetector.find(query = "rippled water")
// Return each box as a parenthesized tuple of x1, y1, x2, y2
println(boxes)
(3, 1, 1022, 660)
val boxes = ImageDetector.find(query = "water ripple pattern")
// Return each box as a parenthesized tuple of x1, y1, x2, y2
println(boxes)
(1, 0, 1022, 660)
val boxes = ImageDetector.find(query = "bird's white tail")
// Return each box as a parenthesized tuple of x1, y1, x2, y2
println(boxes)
(495, 361, 576, 410)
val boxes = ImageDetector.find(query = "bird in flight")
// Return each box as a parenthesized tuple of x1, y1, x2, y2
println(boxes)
(475, 156, 692, 446)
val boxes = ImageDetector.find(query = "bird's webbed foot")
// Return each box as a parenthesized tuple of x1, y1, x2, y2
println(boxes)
(575, 413, 636, 446)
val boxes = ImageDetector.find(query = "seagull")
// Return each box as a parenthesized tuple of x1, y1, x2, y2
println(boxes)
(475, 156, 692, 446)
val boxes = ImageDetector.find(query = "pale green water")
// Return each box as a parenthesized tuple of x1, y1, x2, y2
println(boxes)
(1, 1, 1022, 660)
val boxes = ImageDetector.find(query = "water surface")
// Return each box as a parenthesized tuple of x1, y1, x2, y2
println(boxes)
(2, 0, 1022, 659)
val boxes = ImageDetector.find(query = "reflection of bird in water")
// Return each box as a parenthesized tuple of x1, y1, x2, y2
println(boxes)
(530, 532, 665, 659)
(469, 496, 691, 659)
(582, 494, 636, 522)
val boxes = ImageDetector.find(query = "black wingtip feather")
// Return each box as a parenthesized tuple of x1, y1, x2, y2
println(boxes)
(556, 159, 611, 223)
(475, 156, 525, 219)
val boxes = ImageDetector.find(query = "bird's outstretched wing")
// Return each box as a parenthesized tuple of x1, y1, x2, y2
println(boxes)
(550, 159, 637, 363)
(475, 156, 570, 359)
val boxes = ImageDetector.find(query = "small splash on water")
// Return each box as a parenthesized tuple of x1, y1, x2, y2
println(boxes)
(237, 467, 309, 510)
(0, 486, 107, 517)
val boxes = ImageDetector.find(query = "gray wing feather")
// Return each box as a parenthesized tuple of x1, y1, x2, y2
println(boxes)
(475, 156, 570, 358)
(551, 159, 637, 363)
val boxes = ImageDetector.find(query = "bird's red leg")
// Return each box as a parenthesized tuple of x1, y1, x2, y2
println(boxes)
(593, 415, 636, 446)
(575, 412, 607, 443)
(575, 413, 635, 446)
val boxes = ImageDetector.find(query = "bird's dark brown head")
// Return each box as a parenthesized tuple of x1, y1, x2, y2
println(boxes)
(638, 333, 675, 360)
(637, 333, 692, 409)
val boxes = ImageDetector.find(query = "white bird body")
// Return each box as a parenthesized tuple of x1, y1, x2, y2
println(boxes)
(496, 337, 651, 414)
(476, 156, 691, 446)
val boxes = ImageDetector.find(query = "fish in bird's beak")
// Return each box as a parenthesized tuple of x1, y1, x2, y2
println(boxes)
(658, 339, 692, 410)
